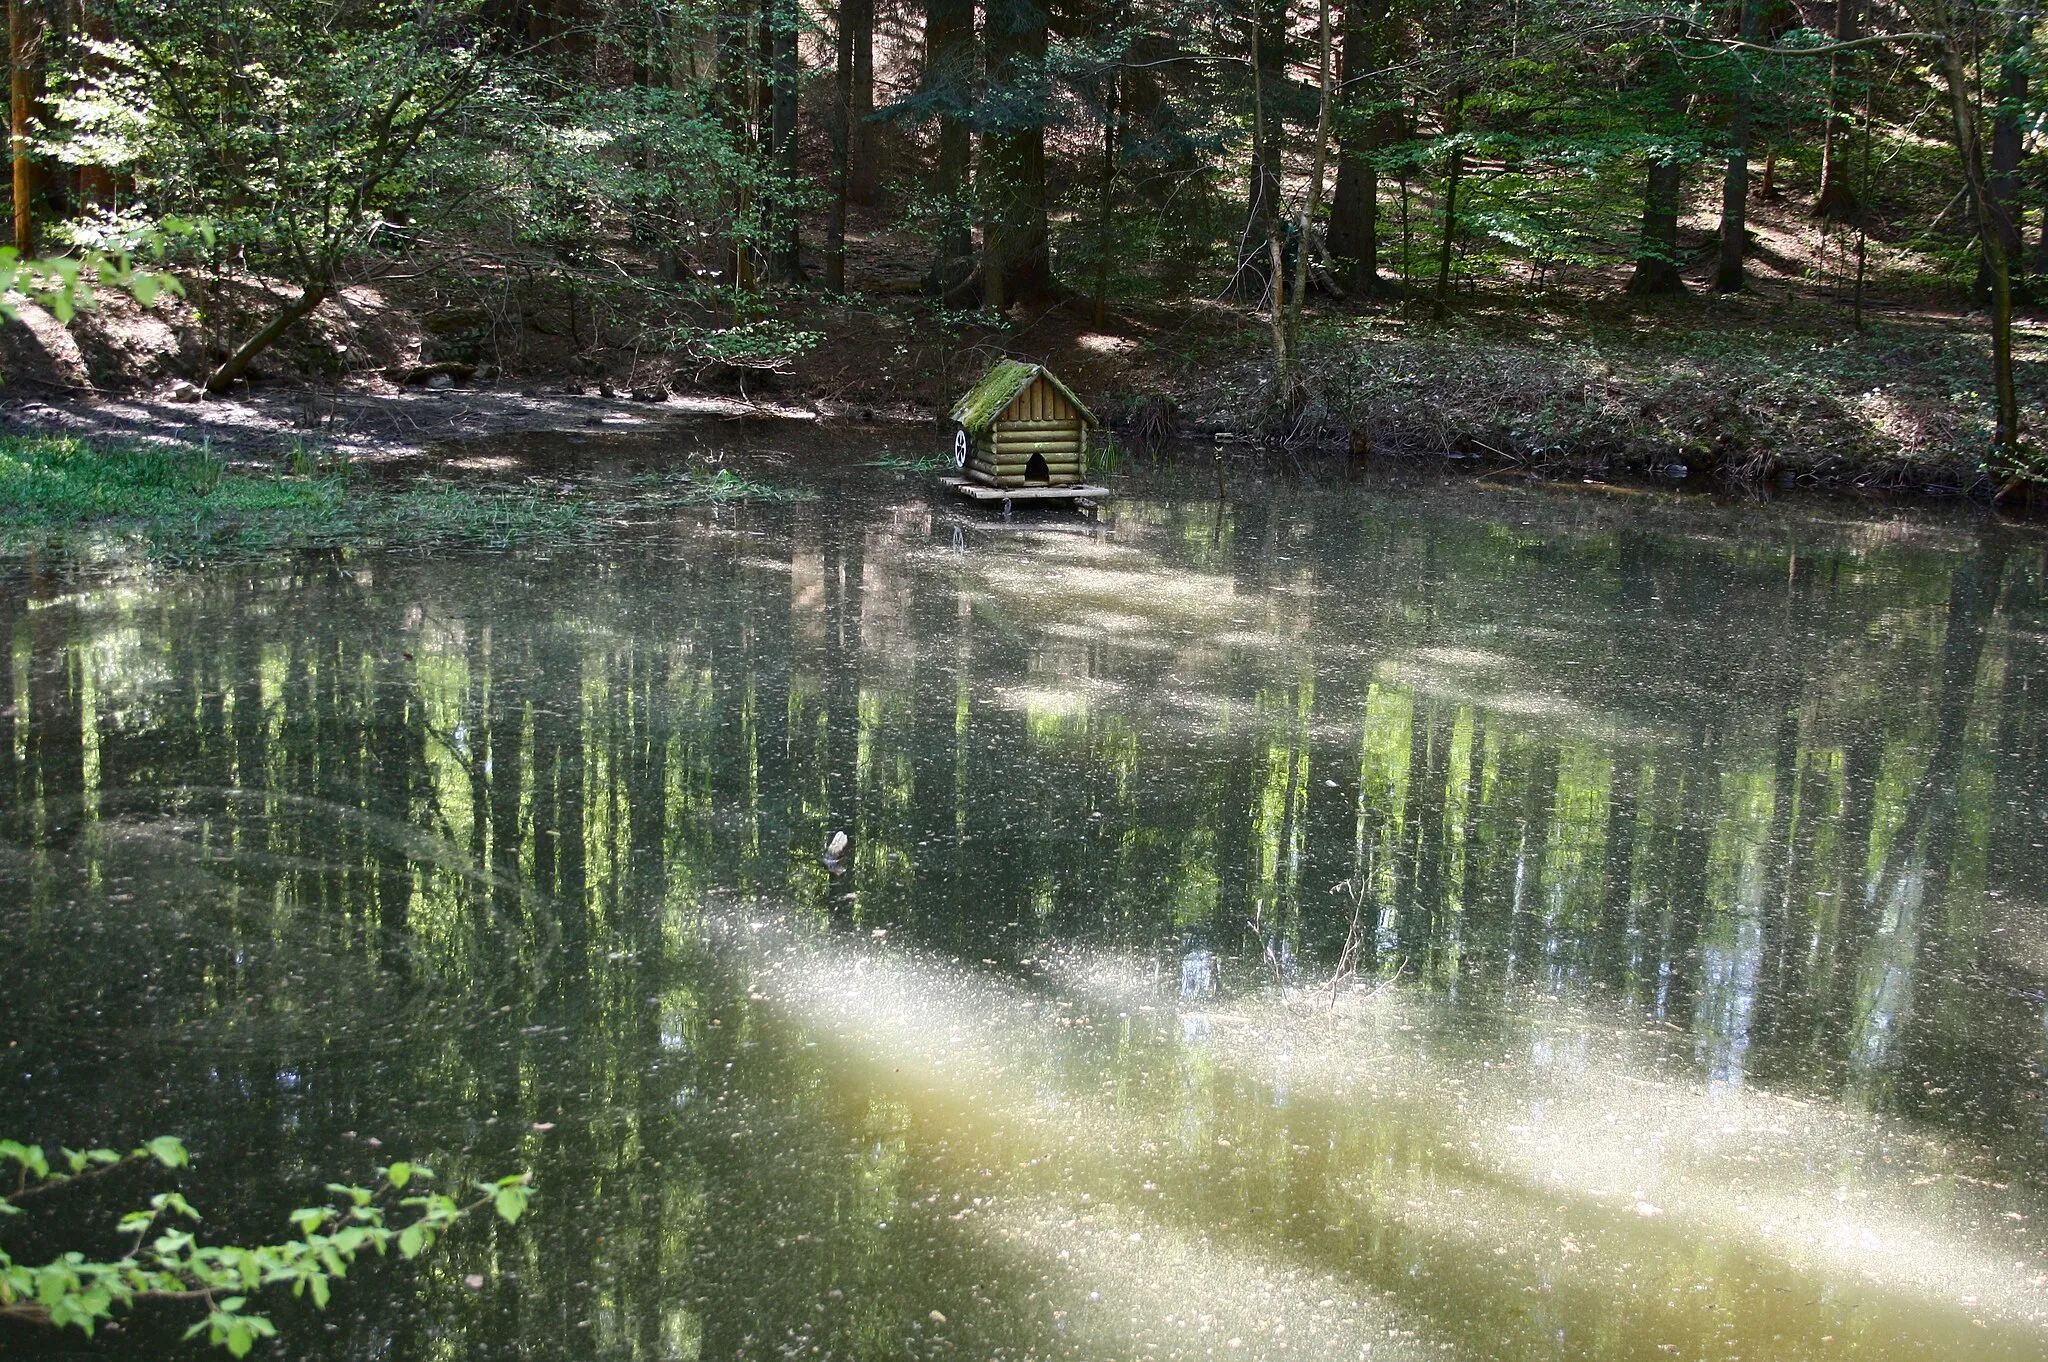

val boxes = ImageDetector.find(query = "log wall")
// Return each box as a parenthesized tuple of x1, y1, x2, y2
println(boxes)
(963, 377, 1091, 487)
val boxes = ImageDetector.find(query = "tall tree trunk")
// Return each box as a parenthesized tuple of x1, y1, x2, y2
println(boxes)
(1269, 0, 1331, 414)
(1977, 42, 2025, 301)
(715, 0, 756, 290)
(1815, 0, 1861, 219)
(1123, 35, 1208, 292)
(1715, 0, 1759, 293)
(1852, 74, 1871, 329)
(844, 0, 879, 205)
(1253, 19, 1290, 405)
(1287, 0, 1333, 336)
(1091, 74, 1119, 328)
(922, 0, 975, 295)
(1927, 25, 2020, 472)
(1328, 0, 1392, 294)
(1397, 166, 1411, 305)
(2036, 192, 2048, 280)
(205, 284, 329, 394)
(1238, 0, 1286, 296)
(1627, 156, 1687, 294)
(1265, 227, 1291, 411)
(9, 0, 37, 255)
(980, 0, 1053, 308)
(826, 0, 854, 292)
(766, 0, 802, 283)
(1627, 43, 1688, 296)
(1431, 96, 1464, 318)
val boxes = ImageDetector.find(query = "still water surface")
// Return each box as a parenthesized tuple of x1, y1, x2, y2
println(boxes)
(3, 443, 2046, 1362)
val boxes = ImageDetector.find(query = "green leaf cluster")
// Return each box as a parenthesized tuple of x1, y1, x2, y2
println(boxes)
(0, 1134, 530, 1356)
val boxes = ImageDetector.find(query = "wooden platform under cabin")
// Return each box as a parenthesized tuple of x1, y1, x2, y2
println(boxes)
(940, 476, 1112, 504)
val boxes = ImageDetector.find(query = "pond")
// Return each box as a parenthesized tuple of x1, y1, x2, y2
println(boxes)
(3, 437, 2046, 1362)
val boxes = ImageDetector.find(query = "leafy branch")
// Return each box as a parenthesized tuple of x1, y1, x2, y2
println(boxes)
(0, 246, 182, 324)
(0, 1136, 531, 1357)
(0, 1134, 189, 1202)
(0, 217, 204, 323)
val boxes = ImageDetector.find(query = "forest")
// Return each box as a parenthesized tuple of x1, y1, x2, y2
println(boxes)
(7, 5, 2048, 1356)
(0, 0, 2037, 493)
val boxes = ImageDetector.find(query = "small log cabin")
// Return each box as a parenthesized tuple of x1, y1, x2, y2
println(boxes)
(950, 359, 1098, 489)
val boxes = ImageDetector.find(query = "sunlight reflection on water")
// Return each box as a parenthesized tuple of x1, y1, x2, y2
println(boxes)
(2, 452, 2045, 1360)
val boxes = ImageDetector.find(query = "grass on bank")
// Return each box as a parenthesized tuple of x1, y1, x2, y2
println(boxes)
(0, 435, 586, 557)
(854, 451, 953, 473)
(0, 436, 807, 560)
(622, 466, 815, 503)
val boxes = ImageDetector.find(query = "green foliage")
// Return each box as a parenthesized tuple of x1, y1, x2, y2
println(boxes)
(503, 83, 810, 276)
(1087, 432, 1126, 475)
(35, 0, 824, 315)
(932, 303, 1009, 334)
(0, 435, 590, 559)
(0, 218, 198, 323)
(56, 1, 490, 282)
(623, 467, 816, 504)
(0, 245, 183, 323)
(383, 478, 592, 548)
(0, 1134, 530, 1355)
(952, 359, 1097, 434)
(671, 320, 826, 371)
(856, 451, 955, 473)
(891, 182, 978, 276)
(0, 436, 823, 561)
(0, 436, 237, 519)
(284, 438, 352, 482)
(1, 1134, 185, 1204)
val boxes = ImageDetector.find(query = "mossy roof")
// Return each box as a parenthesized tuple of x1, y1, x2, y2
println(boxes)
(950, 359, 1098, 434)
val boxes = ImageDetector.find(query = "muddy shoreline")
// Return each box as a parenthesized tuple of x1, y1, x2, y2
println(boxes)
(8, 385, 2026, 517)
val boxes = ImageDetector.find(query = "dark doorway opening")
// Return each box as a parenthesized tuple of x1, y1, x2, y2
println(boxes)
(1025, 453, 1049, 485)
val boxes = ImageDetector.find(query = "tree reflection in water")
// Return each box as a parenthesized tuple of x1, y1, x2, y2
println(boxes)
(1, 473, 2044, 1360)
